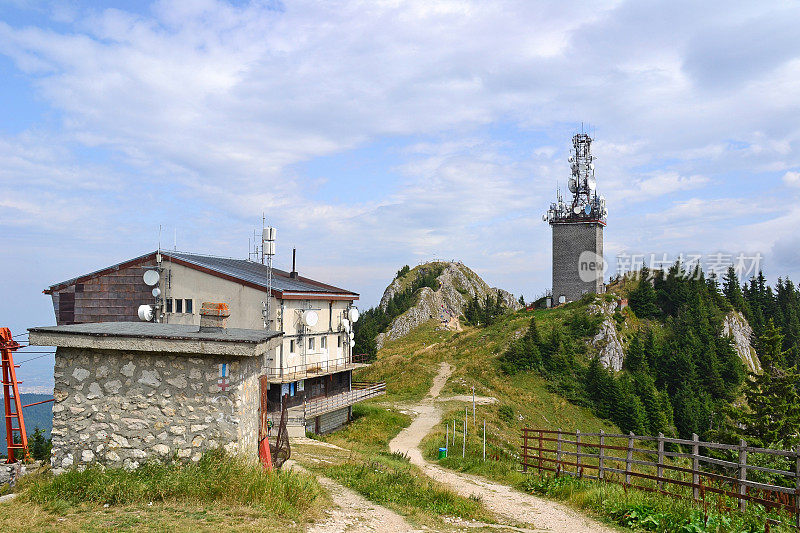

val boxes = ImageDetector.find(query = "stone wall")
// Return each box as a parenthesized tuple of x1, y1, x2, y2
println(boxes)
(552, 222, 604, 303)
(51, 347, 261, 472)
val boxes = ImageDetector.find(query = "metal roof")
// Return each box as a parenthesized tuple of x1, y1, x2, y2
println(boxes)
(29, 322, 282, 343)
(45, 250, 358, 299)
(163, 251, 356, 296)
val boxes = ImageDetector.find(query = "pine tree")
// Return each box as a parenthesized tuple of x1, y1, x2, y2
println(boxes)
(624, 331, 645, 373)
(723, 266, 746, 312)
(734, 320, 800, 447)
(518, 294, 525, 307)
(629, 267, 660, 319)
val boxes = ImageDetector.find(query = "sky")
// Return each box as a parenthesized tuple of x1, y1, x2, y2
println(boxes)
(1, 0, 800, 391)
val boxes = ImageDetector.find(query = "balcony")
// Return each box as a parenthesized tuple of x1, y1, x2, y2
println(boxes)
(296, 381, 386, 419)
(266, 353, 371, 383)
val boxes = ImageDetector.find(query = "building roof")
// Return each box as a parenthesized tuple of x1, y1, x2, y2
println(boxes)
(29, 322, 283, 357)
(44, 250, 359, 301)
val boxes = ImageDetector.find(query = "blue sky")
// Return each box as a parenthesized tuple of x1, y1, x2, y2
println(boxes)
(2, 0, 800, 391)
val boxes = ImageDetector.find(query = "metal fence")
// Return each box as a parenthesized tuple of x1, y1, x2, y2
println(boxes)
(522, 428, 800, 526)
(265, 353, 370, 381)
(303, 381, 386, 418)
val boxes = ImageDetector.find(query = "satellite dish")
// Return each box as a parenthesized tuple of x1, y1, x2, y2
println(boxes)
(137, 304, 153, 322)
(587, 177, 596, 191)
(568, 178, 577, 193)
(584, 204, 592, 215)
(349, 340, 355, 348)
(302, 310, 319, 327)
(143, 270, 160, 286)
(152, 288, 161, 298)
(348, 307, 359, 323)
(342, 318, 351, 333)
(573, 205, 581, 214)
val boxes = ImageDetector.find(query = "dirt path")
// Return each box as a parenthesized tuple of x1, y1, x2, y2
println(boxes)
(286, 457, 421, 533)
(389, 362, 617, 533)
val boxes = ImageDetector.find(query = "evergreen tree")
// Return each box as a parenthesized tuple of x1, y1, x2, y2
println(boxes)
(629, 267, 660, 319)
(722, 266, 746, 312)
(733, 320, 800, 447)
(624, 331, 645, 373)
(29, 427, 51, 462)
(518, 294, 525, 307)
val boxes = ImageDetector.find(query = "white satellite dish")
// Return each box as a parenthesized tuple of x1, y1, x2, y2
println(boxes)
(143, 270, 160, 286)
(302, 310, 319, 327)
(350, 340, 355, 348)
(568, 178, 577, 193)
(137, 304, 154, 322)
(152, 288, 161, 298)
(587, 177, 596, 191)
(573, 205, 582, 214)
(348, 307, 359, 323)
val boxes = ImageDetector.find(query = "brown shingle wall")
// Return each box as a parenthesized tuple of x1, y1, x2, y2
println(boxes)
(51, 260, 158, 325)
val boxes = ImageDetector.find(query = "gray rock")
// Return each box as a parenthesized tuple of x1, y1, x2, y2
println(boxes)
(376, 261, 522, 348)
(722, 311, 761, 373)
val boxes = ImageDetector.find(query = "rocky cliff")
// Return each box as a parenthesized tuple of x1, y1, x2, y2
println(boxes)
(376, 261, 521, 349)
(589, 298, 761, 373)
(722, 311, 761, 373)
(588, 299, 625, 371)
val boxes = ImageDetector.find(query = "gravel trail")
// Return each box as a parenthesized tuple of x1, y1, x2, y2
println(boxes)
(389, 362, 617, 533)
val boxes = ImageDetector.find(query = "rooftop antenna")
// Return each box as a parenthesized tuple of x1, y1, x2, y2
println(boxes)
(174, 228, 177, 251)
(262, 223, 276, 329)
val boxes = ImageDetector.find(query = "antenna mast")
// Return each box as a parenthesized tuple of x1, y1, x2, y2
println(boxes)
(262, 224, 276, 330)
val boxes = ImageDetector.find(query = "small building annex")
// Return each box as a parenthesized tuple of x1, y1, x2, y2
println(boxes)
(29, 311, 283, 472)
(42, 250, 385, 436)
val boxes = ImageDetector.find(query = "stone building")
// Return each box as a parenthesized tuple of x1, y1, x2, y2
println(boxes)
(42, 249, 384, 436)
(29, 309, 282, 472)
(543, 133, 608, 303)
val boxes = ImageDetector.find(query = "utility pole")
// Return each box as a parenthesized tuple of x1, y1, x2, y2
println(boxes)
(472, 386, 476, 428)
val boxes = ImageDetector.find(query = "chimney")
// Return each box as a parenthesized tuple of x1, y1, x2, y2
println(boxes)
(290, 248, 298, 279)
(199, 302, 230, 332)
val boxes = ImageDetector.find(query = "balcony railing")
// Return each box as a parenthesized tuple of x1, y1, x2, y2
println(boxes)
(302, 381, 386, 418)
(266, 353, 371, 382)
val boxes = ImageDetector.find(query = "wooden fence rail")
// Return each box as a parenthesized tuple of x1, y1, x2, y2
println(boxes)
(522, 428, 800, 528)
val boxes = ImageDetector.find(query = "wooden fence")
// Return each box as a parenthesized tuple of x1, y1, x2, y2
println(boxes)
(522, 428, 800, 527)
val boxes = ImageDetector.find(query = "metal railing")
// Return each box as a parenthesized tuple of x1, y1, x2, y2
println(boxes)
(266, 353, 370, 381)
(522, 428, 800, 526)
(303, 381, 386, 418)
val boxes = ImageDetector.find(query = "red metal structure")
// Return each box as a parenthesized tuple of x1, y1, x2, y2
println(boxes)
(1, 327, 29, 463)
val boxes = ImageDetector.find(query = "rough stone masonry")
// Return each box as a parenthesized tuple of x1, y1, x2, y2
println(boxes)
(29, 320, 281, 473)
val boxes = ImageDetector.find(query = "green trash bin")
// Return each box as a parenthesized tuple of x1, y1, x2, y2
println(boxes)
(438, 447, 447, 459)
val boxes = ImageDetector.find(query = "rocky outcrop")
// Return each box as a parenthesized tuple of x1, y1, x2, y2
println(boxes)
(722, 311, 761, 373)
(376, 262, 521, 349)
(588, 299, 624, 371)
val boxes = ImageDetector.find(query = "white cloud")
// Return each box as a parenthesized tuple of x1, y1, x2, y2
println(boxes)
(783, 170, 800, 187)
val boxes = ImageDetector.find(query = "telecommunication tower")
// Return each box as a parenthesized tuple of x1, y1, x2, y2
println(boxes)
(543, 132, 607, 304)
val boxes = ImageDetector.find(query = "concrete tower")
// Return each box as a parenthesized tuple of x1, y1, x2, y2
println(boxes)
(543, 133, 607, 304)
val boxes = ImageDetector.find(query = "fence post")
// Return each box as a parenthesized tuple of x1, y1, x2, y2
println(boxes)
(657, 432, 664, 491)
(692, 433, 700, 502)
(626, 431, 634, 485)
(538, 430, 543, 474)
(483, 419, 486, 461)
(576, 429, 582, 478)
(794, 450, 799, 531)
(523, 430, 528, 472)
(556, 429, 562, 476)
(446, 423, 449, 456)
(738, 438, 747, 512)
(462, 409, 466, 459)
(598, 430, 605, 481)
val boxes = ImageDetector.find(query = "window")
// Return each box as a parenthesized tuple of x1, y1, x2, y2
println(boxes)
(321, 336, 327, 349)
(166, 298, 173, 313)
(337, 335, 342, 347)
(176, 299, 183, 313)
(185, 299, 193, 314)
(290, 340, 295, 353)
(308, 337, 315, 351)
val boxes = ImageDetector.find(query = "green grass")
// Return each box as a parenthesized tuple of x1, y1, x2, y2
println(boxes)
(320, 403, 411, 452)
(324, 451, 494, 524)
(6, 449, 327, 531)
(522, 474, 796, 532)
